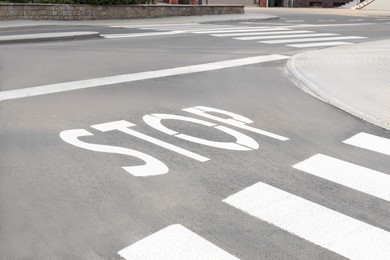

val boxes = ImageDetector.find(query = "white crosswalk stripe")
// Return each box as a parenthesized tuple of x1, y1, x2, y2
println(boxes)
(101, 31, 186, 39)
(104, 23, 367, 48)
(192, 27, 291, 34)
(231, 30, 314, 39)
(293, 154, 390, 201)
(118, 224, 239, 260)
(287, 41, 352, 48)
(235, 33, 338, 41)
(223, 181, 390, 260)
(146, 26, 267, 32)
(259, 36, 366, 44)
(343, 132, 390, 156)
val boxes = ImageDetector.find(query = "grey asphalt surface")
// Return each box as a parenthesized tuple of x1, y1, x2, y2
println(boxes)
(1, 8, 390, 260)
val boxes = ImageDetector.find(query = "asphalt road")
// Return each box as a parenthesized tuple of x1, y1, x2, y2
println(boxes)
(1, 9, 390, 260)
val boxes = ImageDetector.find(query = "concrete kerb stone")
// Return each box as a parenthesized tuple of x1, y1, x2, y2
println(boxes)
(0, 31, 100, 44)
(286, 41, 390, 131)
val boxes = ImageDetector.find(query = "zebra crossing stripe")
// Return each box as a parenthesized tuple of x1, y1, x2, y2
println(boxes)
(139, 26, 238, 32)
(234, 33, 338, 41)
(223, 182, 390, 260)
(149, 26, 263, 32)
(231, 30, 314, 39)
(287, 41, 352, 48)
(260, 36, 366, 44)
(193, 28, 291, 34)
(111, 23, 199, 28)
(293, 154, 390, 201)
(102, 31, 186, 39)
(343, 132, 390, 156)
(118, 224, 239, 260)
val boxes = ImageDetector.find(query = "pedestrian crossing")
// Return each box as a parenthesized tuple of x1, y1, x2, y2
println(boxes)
(224, 132, 390, 259)
(118, 132, 390, 259)
(118, 224, 239, 260)
(107, 23, 367, 49)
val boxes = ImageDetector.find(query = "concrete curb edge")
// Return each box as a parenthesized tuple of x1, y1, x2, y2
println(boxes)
(285, 51, 390, 131)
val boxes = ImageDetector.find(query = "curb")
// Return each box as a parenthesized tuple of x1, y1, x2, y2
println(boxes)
(285, 51, 390, 131)
(0, 31, 100, 44)
(203, 16, 280, 24)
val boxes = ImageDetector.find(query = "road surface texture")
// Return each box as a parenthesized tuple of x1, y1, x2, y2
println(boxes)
(1, 7, 390, 260)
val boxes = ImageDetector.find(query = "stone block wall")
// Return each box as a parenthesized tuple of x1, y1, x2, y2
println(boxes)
(293, 0, 353, 7)
(0, 3, 244, 20)
(208, 0, 255, 5)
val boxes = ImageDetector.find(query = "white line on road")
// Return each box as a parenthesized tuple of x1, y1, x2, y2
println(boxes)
(101, 31, 186, 39)
(285, 20, 304, 22)
(343, 132, 390, 156)
(283, 23, 374, 28)
(287, 41, 352, 48)
(231, 30, 314, 39)
(0, 54, 289, 102)
(235, 33, 338, 41)
(223, 182, 390, 260)
(118, 224, 239, 260)
(110, 23, 199, 28)
(192, 28, 291, 34)
(293, 154, 390, 201)
(145, 26, 263, 32)
(260, 36, 366, 44)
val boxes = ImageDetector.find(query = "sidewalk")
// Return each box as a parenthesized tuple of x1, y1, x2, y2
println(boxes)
(286, 39, 390, 131)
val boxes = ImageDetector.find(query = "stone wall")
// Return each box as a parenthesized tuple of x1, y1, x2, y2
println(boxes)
(293, 0, 353, 7)
(0, 3, 244, 20)
(208, 0, 255, 5)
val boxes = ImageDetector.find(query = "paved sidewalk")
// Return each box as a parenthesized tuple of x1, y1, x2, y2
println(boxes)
(287, 39, 390, 130)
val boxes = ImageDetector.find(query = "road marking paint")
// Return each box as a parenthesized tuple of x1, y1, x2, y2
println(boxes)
(223, 181, 390, 260)
(145, 26, 261, 32)
(343, 132, 390, 156)
(0, 54, 289, 101)
(293, 154, 390, 201)
(110, 23, 199, 28)
(285, 20, 304, 23)
(287, 41, 352, 48)
(91, 120, 210, 162)
(234, 33, 338, 41)
(284, 23, 374, 28)
(143, 114, 259, 150)
(318, 19, 336, 22)
(229, 30, 314, 39)
(192, 28, 291, 34)
(260, 36, 366, 44)
(118, 224, 239, 260)
(183, 106, 289, 141)
(60, 128, 169, 177)
(101, 31, 185, 39)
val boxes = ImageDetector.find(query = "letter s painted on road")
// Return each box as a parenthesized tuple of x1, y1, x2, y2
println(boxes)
(59, 129, 168, 177)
